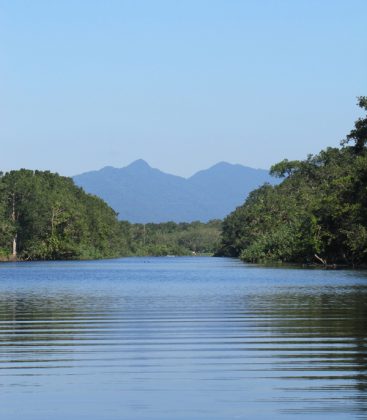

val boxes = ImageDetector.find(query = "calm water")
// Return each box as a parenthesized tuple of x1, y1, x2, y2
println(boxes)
(0, 257, 366, 419)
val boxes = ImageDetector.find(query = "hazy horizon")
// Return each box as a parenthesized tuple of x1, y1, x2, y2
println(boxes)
(0, 158, 271, 179)
(71, 158, 272, 178)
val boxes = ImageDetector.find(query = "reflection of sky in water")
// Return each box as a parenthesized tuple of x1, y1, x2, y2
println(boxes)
(0, 257, 366, 419)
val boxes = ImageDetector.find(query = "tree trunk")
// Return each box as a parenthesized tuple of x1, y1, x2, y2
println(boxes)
(12, 235, 17, 257)
(314, 253, 326, 265)
(11, 193, 17, 257)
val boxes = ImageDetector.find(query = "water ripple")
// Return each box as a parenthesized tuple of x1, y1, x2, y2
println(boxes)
(0, 257, 366, 419)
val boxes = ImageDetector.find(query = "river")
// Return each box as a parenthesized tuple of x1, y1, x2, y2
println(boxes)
(0, 257, 366, 419)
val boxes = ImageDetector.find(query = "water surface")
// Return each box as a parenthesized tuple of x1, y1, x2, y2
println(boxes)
(0, 257, 366, 419)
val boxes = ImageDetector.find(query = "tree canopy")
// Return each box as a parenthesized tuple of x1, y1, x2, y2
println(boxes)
(0, 170, 221, 260)
(217, 97, 367, 266)
(0, 170, 127, 260)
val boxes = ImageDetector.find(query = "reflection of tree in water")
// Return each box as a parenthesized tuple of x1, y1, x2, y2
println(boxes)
(248, 285, 367, 415)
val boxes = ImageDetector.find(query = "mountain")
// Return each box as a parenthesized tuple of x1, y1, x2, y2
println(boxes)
(73, 160, 276, 223)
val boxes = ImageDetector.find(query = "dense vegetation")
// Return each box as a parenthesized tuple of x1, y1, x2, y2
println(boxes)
(218, 97, 367, 266)
(120, 220, 221, 256)
(0, 170, 128, 260)
(0, 169, 221, 261)
(3, 98, 365, 264)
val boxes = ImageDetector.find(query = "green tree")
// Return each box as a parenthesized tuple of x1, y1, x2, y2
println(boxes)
(218, 97, 367, 266)
(342, 96, 367, 153)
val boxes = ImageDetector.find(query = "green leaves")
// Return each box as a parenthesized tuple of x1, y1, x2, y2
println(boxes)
(121, 220, 222, 256)
(219, 97, 367, 266)
(342, 96, 367, 153)
(0, 170, 125, 260)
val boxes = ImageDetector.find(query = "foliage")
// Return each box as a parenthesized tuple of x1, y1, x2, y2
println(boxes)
(119, 220, 222, 256)
(218, 97, 367, 266)
(0, 169, 221, 260)
(0, 170, 127, 260)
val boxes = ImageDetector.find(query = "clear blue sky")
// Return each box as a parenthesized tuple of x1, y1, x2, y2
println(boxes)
(0, 0, 366, 176)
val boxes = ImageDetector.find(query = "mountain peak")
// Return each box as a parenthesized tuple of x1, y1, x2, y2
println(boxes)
(211, 161, 233, 169)
(73, 161, 276, 223)
(126, 159, 151, 170)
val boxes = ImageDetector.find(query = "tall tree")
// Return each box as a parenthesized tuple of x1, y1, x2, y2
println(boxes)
(218, 97, 367, 266)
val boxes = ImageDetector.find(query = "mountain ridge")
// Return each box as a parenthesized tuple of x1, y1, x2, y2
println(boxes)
(73, 160, 276, 223)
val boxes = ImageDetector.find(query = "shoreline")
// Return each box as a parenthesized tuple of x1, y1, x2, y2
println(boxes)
(238, 259, 367, 270)
(0, 253, 214, 264)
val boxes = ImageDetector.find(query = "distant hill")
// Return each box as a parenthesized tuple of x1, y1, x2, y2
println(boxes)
(73, 160, 276, 223)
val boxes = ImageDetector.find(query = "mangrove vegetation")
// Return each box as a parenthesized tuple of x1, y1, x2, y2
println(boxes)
(217, 97, 367, 266)
(2, 97, 366, 266)
(0, 169, 221, 260)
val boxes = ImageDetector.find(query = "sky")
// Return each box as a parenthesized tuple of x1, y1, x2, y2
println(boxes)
(0, 0, 366, 177)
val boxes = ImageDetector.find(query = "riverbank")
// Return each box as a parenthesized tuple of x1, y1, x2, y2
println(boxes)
(0, 255, 17, 263)
(0, 252, 215, 263)
(236, 258, 367, 270)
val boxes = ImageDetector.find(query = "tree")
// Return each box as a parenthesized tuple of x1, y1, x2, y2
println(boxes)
(218, 97, 367, 266)
(0, 170, 128, 260)
(342, 96, 367, 153)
